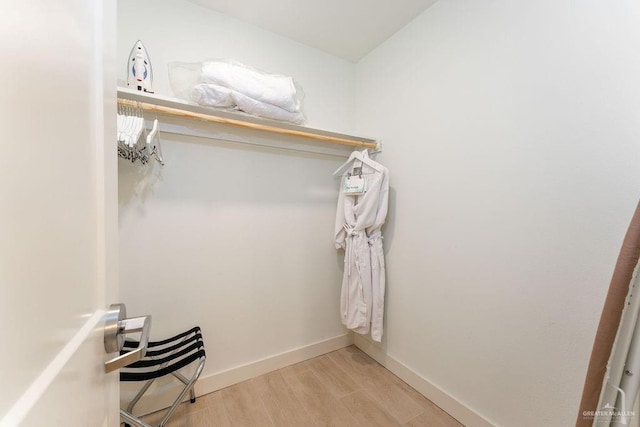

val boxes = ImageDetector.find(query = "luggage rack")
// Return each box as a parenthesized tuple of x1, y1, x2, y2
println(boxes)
(120, 326, 206, 427)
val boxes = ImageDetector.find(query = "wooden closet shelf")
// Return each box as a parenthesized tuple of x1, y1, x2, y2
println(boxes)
(117, 88, 379, 152)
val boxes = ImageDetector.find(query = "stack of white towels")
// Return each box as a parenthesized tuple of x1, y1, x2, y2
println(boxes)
(188, 61, 305, 124)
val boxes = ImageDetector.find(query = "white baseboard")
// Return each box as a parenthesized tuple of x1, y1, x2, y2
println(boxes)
(353, 335, 495, 427)
(124, 333, 353, 416)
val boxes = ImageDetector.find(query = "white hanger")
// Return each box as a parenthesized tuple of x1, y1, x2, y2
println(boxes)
(120, 113, 141, 148)
(146, 118, 165, 165)
(146, 118, 158, 149)
(333, 149, 383, 176)
(131, 116, 145, 149)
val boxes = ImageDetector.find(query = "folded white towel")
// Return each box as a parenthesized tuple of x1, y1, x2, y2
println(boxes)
(232, 90, 305, 124)
(191, 84, 235, 108)
(201, 61, 301, 113)
(191, 84, 306, 124)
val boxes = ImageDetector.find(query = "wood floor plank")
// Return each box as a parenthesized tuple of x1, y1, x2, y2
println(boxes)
(185, 392, 232, 427)
(328, 346, 427, 423)
(403, 406, 464, 427)
(251, 370, 319, 427)
(388, 374, 456, 421)
(279, 358, 314, 377)
(393, 380, 463, 427)
(393, 379, 434, 409)
(140, 404, 187, 427)
(327, 346, 396, 390)
(220, 380, 274, 426)
(340, 390, 401, 427)
(183, 388, 220, 414)
(184, 409, 216, 427)
(307, 355, 360, 398)
(363, 380, 427, 424)
(280, 367, 361, 426)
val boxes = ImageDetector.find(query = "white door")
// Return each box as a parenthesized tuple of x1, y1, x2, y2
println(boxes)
(0, 0, 119, 426)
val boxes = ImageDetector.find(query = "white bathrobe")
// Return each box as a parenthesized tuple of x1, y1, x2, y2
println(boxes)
(335, 157, 389, 342)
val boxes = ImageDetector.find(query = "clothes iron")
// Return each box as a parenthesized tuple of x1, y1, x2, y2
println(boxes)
(127, 40, 153, 93)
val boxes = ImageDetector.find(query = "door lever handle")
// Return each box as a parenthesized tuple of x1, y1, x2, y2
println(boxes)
(103, 303, 152, 373)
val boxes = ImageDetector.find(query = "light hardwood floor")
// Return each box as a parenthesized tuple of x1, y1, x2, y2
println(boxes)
(137, 346, 463, 427)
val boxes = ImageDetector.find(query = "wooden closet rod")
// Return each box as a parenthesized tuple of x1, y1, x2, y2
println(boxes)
(117, 98, 378, 149)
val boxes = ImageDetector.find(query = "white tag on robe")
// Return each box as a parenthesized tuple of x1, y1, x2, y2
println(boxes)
(344, 175, 365, 195)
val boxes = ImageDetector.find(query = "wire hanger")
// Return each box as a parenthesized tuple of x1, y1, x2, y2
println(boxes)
(333, 149, 383, 176)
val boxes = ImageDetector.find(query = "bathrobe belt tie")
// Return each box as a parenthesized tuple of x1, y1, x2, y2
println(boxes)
(343, 224, 365, 277)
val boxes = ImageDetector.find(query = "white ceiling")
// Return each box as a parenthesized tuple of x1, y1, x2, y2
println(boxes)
(188, 0, 439, 62)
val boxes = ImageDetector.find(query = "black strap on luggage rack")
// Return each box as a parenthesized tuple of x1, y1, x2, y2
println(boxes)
(120, 326, 206, 427)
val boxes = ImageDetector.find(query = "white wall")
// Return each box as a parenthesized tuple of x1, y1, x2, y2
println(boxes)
(356, 1, 640, 426)
(117, 0, 354, 402)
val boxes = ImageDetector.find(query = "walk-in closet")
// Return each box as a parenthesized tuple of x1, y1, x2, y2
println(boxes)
(4, 1, 640, 426)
